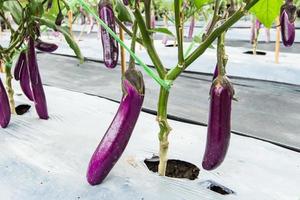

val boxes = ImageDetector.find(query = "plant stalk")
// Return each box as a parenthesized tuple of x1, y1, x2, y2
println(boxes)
(157, 87, 171, 176)
(174, 0, 184, 66)
(5, 62, 15, 114)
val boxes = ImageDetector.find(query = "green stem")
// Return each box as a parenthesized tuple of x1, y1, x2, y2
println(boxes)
(174, 0, 184, 66)
(217, 32, 226, 76)
(133, 7, 167, 78)
(167, 0, 259, 81)
(5, 62, 15, 114)
(157, 87, 171, 176)
(129, 21, 138, 68)
(115, 18, 143, 45)
(144, 0, 151, 31)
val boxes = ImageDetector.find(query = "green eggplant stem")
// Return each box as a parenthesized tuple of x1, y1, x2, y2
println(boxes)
(157, 87, 171, 176)
(5, 62, 15, 114)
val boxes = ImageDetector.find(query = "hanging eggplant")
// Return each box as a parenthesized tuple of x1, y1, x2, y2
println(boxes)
(87, 68, 145, 185)
(27, 37, 49, 119)
(35, 39, 58, 53)
(202, 76, 234, 170)
(0, 78, 11, 128)
(14, 52, 26, 81)
(98, 0, 119, 68)
(280, 2, 296, 47)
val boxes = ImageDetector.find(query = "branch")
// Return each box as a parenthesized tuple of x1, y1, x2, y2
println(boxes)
(167, 0, 260, 80)
(133, 6, 166, 78)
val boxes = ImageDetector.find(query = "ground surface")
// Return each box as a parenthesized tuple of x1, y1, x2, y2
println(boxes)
(1, 83, 299, 200)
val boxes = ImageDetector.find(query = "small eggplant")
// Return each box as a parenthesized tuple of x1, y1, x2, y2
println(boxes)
(98, 0, 119, 68)
(212, 65, 218, 80)
(27, 37, 49, 119)
(123, 0, 129, 5)
(202, 76, 234, 170)
(20, 56, 34, 101)
(280, 9, 296, 47)
(0, 77, 11, 128)
(87, 68, 145, 185)
(35, 39, 58, 53)
(14, 52, 26, 81)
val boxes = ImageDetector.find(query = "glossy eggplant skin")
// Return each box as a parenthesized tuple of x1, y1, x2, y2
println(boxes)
(35, 39, 58, 53)
(98, 0, 119, 69)
(20, 56, 34, 101)
(14, 52, 26, 81)
(280, 10, 295, 47)
(202, 76, 234, 170)
(27, 37, 49, 119)
(87, 68, 144, 185)
(0, 78, 11, 128)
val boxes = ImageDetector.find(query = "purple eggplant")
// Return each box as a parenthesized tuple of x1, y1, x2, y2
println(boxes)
(212, 64, 218, 80)
(0, 78, 11, 128)
(280, 10, 295, 47)
(123, 0, 129, 5)
(20, 56, 34, 101)
(202, 76, 234, 170)
(188, 16, 195, 39)
(27, 37, 49, 119)
(98, 0, 119, 68)
(35, 39, 58, 52)
(87, 68, 145, 185)
(14, 52, 26, 81)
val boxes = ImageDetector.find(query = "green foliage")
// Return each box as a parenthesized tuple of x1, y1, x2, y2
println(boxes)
(148, 27, 175, 36)
(38, 17, 84, 63)
(250, 0, 283, 28)
(114, 0, 133, 23)
(2, 1, 23, 24)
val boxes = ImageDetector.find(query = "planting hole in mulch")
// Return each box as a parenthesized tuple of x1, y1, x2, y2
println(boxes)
(199, 180, 235, 195)
(165, 44, 178, 47)
(144, 156, 200, 180)
(243, 50, 266, 55)
(15, 104, 31, 115)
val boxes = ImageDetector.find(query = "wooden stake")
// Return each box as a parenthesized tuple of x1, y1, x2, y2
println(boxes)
(68, 10, 73, 35)
(119, 27, 126, 75)
(275, 17, 280, 64)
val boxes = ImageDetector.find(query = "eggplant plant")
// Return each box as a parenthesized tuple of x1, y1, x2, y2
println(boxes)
(0, 0, 83, 125)
(77, 0, 286, 185)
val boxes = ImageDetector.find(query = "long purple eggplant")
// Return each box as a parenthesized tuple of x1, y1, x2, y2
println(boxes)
(14, 52, 26, 81)
(0, 78, 11, 128)
(98, 0, 119, 69)
(280, 10, 295, 47)
(202, 76, 234, 170)
(35, 39, 58, 52)
(20, 56, 34, 101)
(188, 16, 195, 39)
(27, 37, 49, 119)
(87, 68, 145, 185)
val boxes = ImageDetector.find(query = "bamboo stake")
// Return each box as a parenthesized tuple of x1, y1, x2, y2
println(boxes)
(68, 10, 73, 35)
(275, 17, 280, 64)
(119, 27, 126, 75)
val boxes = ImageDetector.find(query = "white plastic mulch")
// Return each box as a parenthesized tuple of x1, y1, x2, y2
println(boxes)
(0, 84, 299, 200)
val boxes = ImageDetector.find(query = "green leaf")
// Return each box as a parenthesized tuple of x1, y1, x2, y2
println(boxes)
(115, 0, 133, 23)
(3, 1, 23, 24)
(37, 17, 84, 63)
(148, 28, 175, 37)
(194, 0, 210, 9)
(250, 0, 283, 28)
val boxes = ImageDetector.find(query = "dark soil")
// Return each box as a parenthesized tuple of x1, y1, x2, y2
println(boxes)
(200, 180, 235, 195)
(144, 156, 200, 180)
(243, 50, 267, 55)
(15, 104, 31, 115)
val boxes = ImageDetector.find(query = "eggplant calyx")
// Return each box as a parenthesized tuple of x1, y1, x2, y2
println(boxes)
(211, 75, 235, 97)
(281, 3, 297, 23)
(123, 68, 145, 95)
